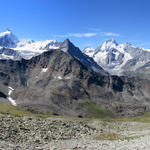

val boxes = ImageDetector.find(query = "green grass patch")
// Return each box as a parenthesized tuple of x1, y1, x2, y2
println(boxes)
(94, 132, 140, 141)
(1, 103, 150, 123)
(129, 111, 150, 123)
(123, 135, 141, 141)
(79, 101, 116, 119)
(0, 104, 53, 118)
(115, 111, 150, 123)
(94, 132, 120, 141)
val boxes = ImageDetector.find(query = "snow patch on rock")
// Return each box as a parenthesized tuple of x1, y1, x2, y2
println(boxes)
(41, 68, 48, 73)
(58, 76, 62, 79)
(7, 86, 16, 106)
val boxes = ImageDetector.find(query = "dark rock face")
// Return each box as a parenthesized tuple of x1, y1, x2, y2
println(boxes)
(0, 92, 7, 98)
(0, 59, 27, 87)
(59, 39, 108, 76)
(0, 49, 150, 117)
(123, 61, 150, 81)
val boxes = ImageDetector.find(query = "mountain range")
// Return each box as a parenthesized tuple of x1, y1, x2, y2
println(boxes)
(1, 29, 150, 80)
(0, 29, 150, 117)
(0, 29, 107, 75)
(84, 39, 150, 80)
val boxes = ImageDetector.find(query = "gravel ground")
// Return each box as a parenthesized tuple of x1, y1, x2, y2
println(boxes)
(0, 114, 150, 150)
(47, 137, 150, 150)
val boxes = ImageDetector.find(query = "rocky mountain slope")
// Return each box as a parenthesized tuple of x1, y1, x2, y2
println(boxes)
(1, 29, 150, 117)
(1, 29, 150, 80)
(84, 39, 150, 80)
(0, 30, 107, 75)
(0, 48, 150, 117)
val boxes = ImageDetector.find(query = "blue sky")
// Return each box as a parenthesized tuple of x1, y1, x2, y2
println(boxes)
(0, 0, 150, 49)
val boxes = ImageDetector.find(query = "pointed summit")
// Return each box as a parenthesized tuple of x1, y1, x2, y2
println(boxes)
(59, 39, 108, 75)
(0, 29, 19, 48)
(110, 38, 117, 43)
(63, 38, 74, 46)
(100, 39, 118, 51)
(105, 39, 118, 45)
(64, 38, 71, 43)
(60, 38, 76, 53)
(0, 29, 14, 38)
(6, 28, 12, 33)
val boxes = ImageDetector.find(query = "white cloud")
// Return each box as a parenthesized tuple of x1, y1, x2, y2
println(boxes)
(54, 30, 120, 38)
(89, 28, 120, 37)
(55, 32, 97, 38)
(70, 33, 97, 37)
(102, 32, 120, 37)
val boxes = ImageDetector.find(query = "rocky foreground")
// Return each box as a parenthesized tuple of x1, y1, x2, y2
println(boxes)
(0, 114, 150, 150)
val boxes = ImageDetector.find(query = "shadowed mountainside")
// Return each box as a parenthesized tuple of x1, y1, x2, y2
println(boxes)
(0, 49, 150, 117)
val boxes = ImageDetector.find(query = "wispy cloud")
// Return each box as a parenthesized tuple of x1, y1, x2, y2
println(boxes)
(88, 27, 120, 37)
(103, 32, 120, 37)
(54, 30, 120, 38)
(55, 32, 97, 38)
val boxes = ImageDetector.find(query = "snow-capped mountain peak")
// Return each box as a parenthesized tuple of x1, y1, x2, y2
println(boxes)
(0, 29, 19, 48)
(14, 39, 58, 52)
(83, 39, 150, 76)
(0, 29, 60, 60)
(0, 29, 12, 37)
(83, 47, 95, 57)
(0, 29, 59, 51)
(118, 42, 135, 49)
(100, 39, 118, 51)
